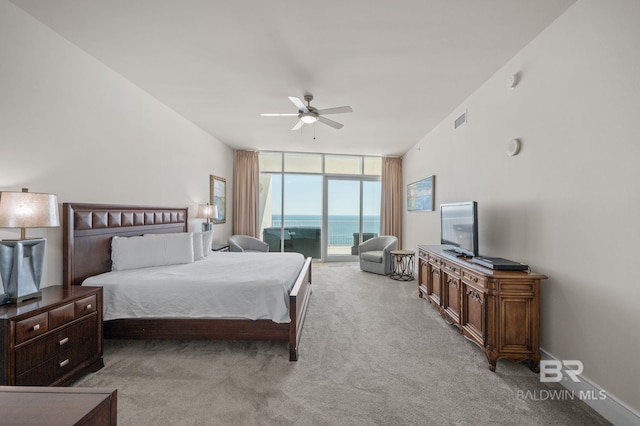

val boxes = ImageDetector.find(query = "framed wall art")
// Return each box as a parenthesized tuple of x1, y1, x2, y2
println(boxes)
(407, 175, 435, 212)
(210, 175, 226, 224)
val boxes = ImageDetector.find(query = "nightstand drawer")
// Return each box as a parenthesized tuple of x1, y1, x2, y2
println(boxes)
(1, 286, 104, 386)
(49, 303, 75, 328)
(15, 313, 49, 344)
(15, 315, 98, 384)
(75, 295, 96, 318)
(15, 354, 77, 386)
(15, 329, 70, 375)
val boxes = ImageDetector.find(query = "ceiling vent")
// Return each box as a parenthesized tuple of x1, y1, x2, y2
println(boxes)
(454, 111, 467, 129)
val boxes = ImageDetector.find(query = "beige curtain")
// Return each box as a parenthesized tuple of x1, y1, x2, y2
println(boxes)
(233, 150, 259, 237)
(381, 156, 403, 249)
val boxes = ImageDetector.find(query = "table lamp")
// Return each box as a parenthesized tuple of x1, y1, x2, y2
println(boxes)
(197, 203, 216, 231)
(0, 188, 60, 304)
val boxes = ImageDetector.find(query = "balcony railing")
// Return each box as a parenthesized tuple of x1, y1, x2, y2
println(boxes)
(264, 218, 379, 258)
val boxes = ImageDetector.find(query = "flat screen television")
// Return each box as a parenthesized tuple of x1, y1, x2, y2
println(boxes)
(440, 201, 479, 257)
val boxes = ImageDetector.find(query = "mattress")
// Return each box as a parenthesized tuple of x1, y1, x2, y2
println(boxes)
(82, 251, 305, 323)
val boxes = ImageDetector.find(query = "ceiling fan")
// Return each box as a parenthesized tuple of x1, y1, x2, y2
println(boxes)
(261, 94, 352, 130)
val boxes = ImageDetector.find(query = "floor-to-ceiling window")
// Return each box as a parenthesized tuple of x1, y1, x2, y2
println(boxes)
(259, 152, 381, 261)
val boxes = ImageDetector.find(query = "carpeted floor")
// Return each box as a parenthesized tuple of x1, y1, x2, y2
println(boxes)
(73, 262, 609, 425)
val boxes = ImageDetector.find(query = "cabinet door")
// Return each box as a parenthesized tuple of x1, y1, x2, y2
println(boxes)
(462, 283, 485, 345)
(497, 294, 536, 355)
(428, 265, 442, 306)
(442, 274, 461, 326)
(418, 258, 430, 297)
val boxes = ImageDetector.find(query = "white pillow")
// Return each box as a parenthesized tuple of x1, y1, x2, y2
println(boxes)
(200, 230, 214, 257)
(192, 232, 204, 261)
(112, 232, 194, 271)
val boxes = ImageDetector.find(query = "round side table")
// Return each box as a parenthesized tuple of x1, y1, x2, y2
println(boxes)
(390, 250, 415, 281)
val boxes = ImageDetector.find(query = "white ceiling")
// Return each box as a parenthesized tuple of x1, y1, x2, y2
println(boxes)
(10, 0, 575, 156)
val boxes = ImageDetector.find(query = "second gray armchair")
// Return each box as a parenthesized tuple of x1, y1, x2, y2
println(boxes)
(358, 235, 398, 275)
(228, 235, 269, 253)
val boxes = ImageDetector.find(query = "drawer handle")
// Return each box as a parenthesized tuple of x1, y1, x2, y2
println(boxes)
(59, 359, 70, 368)
(59, 337, 70, 346)
(85, 304, 92, 310)
(32, 324, 40, 331)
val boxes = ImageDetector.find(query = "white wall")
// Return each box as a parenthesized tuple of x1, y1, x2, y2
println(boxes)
(0, 0, 234, 289)
(403, 0, 640, 416)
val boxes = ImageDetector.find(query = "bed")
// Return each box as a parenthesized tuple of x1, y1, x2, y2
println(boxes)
(62, 203, 312, 361)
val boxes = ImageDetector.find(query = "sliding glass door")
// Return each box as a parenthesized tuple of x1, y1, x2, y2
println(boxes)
(259, 152, 381, 262)
(324, 177, 381, 261)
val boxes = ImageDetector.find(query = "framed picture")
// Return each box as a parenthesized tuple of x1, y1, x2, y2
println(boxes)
(407, 176, 435, 212)
(210, 175, 226, 224)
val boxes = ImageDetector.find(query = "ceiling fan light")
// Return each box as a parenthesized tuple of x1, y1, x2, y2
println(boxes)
(300, 113, 318, 124)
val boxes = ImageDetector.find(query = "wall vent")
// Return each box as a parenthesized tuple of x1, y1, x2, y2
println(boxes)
(454, 111, 467, 129)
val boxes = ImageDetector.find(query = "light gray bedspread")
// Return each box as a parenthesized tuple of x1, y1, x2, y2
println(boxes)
(83, 252, 305, 323)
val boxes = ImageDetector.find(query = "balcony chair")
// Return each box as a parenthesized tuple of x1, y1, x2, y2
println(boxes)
(228, 235, 269, 253)
(358, 235, 398, 275)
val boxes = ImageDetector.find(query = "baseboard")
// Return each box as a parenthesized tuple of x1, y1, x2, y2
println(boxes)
(540, 349, 640, 425)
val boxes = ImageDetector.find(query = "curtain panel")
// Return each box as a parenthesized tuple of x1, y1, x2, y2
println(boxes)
(233, 150, 259, 237)
(381, 156, 403, 249)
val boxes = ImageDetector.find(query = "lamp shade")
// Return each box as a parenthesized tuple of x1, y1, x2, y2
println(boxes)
(0, 191, 60, 229)
(197, 204, 216, 219)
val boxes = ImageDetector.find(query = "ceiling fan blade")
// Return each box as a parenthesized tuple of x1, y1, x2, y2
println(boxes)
(260, 113, 298, 117)
(316, 106, 353, 115)
(292, 120, 304, 131)
(318, 116, 344, 129)
(288, 96, 309, 113)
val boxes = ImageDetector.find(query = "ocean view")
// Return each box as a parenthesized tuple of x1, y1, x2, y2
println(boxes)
(270, 214, 380, 246)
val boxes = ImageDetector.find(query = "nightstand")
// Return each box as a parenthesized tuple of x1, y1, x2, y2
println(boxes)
(211, 243, 230, 252)
(0, 285, 104, 386)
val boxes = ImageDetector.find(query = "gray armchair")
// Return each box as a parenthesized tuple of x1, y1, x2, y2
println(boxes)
(358, 235, 398, 275)
(228, 235, 269, 253)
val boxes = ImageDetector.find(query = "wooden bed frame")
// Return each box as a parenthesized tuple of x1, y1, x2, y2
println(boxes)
(62, 203, 312, 361)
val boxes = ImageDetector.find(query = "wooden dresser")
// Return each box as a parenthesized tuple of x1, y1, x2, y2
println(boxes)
(418, 245, 547, 372)
(0, 285, 104, 386)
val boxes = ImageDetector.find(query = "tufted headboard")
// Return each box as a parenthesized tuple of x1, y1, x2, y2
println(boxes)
(63, 203, 188, 289)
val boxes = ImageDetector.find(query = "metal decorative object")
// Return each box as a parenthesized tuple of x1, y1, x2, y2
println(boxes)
(0, 239, 46, 303)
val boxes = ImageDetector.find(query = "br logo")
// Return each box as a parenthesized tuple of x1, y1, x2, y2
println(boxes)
(539, 360, 583, 382)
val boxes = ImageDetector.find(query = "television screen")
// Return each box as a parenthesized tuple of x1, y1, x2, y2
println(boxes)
(440, 201, 478, 257)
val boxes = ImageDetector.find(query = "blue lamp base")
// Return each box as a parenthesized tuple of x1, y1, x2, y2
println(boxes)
(0, 238, 46, 303)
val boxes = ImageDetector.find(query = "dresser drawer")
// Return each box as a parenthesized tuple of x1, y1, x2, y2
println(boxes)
(15, 352, 78, 386)
(441, 260, 461, 276)
(75, 295, 97, 318)
(49, 303, 75, 329)
(15, 357, 56, 385)
(462, 270, 488, 289)
(1, 286, 104, 386)
(15, 313, 49, 344)
(15, 328, 71, 375)
(15, 314, 98, 385)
